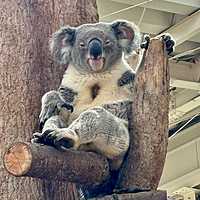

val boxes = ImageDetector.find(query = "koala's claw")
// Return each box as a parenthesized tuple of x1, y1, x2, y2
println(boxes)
(32, 129, 77, 150)
(140, 34, 175, 54)
(162, 34, 175, 54)
(140, 35, 151, 50)
(32, 132, 43, 143)
(31, 132, 42, 143)
(60, 103, 74, 113)
(32, 130, 57, 146)
(39, 102, 73, 130)
(43, 129, 60, 146)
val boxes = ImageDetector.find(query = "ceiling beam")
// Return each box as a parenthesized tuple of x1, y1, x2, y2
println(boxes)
(97, 0, 174, 34)
(164, 10, 200, 46)
(110, 0, 200, 15)
(170, 78, 200, 91)
(111, 0, 200, 8)
(175, 96, 200, 113)
(163, 0, 200, 8)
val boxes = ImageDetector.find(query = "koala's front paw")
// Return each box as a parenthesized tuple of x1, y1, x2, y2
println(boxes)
(39, 102, 73, 130)
(160, 34, 175, 54)
(140, 35, 151, 50)
(141, 34, 175, 55)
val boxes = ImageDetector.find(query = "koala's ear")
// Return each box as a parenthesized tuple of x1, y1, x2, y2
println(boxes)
(111, 20, 141, 56)
(49, 26, 76, 64)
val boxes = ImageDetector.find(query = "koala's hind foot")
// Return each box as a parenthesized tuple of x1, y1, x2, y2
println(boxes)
(32, 115, 68, 146)
(42, 128, 79, 149)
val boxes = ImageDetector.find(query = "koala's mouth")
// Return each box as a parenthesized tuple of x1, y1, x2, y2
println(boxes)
(88, 54, 105, 72)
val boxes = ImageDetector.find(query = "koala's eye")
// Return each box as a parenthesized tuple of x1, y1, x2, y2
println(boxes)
(104, 40, 111, 46)
(80, 42, 86, 48)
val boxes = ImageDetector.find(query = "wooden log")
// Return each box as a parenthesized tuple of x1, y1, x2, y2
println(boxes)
(89, 190, 167, 200)
(115, 37, 170, 190)
(3, 142, 110, 189)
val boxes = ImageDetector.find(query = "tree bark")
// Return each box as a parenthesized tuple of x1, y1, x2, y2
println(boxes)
(0, 0, 98, 200)
(4, 142, 109, 188)
(115, 37, 169, 190)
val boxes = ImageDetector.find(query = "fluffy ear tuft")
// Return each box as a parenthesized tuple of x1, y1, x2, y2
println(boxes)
(49, 26, 76, 64)
(111, 20, 141, 56)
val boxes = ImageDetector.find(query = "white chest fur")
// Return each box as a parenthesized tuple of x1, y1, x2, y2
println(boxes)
(61, 59, 134, 124)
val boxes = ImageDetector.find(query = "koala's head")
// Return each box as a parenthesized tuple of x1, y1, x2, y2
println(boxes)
(50, 20, 141, 73)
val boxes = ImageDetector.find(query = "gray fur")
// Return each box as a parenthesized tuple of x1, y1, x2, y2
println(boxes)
(33, 20, 175, 171)
(59, 85, 78, 103)
(35, 20, 141, 170)
(117, 70, 135, 87)
(39, 90, 74, 129)
(49, 27, 75, 64)
(104, 101, 133, 121)
(50, 20, 141, 73)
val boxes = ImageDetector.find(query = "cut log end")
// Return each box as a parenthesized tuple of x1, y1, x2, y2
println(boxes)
(4, 142, 32, 176)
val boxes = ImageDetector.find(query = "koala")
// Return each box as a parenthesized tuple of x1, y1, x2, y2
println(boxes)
(32, 20, 175, 171)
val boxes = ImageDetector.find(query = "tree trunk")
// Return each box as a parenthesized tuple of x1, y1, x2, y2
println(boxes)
(116, 37, 169, 191)
(0, 0, 98, 200)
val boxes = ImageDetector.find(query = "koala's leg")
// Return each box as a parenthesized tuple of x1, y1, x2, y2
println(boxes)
(42, 115, 68, 131)
(45, 107, 129, 168)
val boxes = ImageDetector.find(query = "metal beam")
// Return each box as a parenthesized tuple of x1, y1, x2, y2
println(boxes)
(175, 96, 200, 113)
(163, 0, 200, 8)
(170, 78, 200, 91)
(169, 96, 200, 124)
(111, 0, 200, 15)
(164, 10, 200, 46)
(159, 167, 200, 197)
(111, 0, 200, 8)
(98, 0, 173, 28)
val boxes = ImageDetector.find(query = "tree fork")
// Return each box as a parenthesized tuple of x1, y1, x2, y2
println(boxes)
(3, 142, 110, 189)
(3, 37, 170, 199)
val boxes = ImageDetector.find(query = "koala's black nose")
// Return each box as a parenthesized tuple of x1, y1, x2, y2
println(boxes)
(88, 38, 102, 59)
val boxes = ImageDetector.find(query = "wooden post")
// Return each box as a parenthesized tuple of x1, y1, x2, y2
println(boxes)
(3, 142, 110, 189)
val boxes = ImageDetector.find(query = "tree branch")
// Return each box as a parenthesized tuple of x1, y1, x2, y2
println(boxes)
(116, 37, 170, 190)
(3, 142, 110, 189)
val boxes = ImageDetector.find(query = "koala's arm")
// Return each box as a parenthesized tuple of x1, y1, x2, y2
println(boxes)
(118, 34, 175, 94)
(39, 85, 77, 130)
